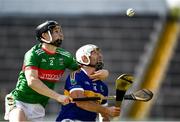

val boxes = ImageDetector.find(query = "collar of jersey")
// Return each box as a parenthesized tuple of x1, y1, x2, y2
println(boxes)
(80, 68, 88, 75)
(41, 47, 56, 55)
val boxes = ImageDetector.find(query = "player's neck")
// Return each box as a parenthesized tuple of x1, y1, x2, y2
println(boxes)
(82, 66, 95, 75)
(42, 43, 57, 53)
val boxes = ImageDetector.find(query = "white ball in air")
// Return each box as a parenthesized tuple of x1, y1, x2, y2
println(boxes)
(126, 8, 135, 17)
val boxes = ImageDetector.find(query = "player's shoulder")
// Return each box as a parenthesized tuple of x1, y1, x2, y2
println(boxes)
(26, 43, 44, 56)
(56, 48, 73, 58)
(70, 69, 81, 78)
(67, 69, 81, 82)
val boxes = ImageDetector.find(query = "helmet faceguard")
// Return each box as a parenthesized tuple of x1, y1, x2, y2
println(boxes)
(35, 20, 62, 47)
(76, 44, 104, 71)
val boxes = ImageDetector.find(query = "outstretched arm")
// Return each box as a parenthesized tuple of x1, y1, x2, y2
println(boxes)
(25, 67, 71, 105)
(89, 69, 109, 81)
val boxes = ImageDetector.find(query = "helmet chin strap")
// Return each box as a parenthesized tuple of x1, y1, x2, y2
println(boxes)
(40, 30, 53, 44)
(41, 30, 62, 47)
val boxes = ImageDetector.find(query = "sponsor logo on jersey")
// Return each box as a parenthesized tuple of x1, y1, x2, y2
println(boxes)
(39, 74, 62, 81)
(38, 68, 65, 82)
(41, 59, 47, 62)
(70, 79, 77, 85)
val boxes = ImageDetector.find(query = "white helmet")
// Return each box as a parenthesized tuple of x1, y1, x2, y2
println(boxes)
(76, 44, 98, 65)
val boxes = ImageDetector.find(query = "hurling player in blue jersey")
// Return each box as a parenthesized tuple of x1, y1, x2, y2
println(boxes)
(56, 44, 120, 122)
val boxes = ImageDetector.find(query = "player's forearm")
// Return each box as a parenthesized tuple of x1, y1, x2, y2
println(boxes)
(24, 69, 61, 101)
(89, 69, 109, 81)
(76, 101, 109, 115)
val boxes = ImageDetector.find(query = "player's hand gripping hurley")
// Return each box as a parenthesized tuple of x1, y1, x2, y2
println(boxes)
(73, 74, 153, 103)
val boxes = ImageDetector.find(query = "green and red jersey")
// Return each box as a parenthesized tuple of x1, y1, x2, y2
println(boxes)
(11, 43, 79, 107)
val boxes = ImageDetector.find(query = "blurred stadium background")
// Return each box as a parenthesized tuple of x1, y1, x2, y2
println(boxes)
(0, 0, 180, 121)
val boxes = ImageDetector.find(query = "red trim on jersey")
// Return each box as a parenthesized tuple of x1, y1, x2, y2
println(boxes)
(38, 68, 64, 82)
(42, 47, 56, 55)
(25, 66, 38, 71)
(23, 65, 64, 82)
(22, 65, 38, 71)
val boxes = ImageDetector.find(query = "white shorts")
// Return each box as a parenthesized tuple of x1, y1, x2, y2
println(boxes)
(4, 93, 45, 121)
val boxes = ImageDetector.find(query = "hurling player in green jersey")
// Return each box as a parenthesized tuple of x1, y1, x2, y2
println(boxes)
(4, 20, 109, 122)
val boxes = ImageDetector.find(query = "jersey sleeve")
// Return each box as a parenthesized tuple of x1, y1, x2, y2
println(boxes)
(67, 55, 79, 71)
(57, 48, 79, 71)
(65, 72, 84, 93)
(23, 49, 40, 68)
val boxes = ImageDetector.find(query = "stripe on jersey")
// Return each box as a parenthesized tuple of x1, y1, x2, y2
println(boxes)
(69, 88, 84, 94)
(24, 66, 64, 82)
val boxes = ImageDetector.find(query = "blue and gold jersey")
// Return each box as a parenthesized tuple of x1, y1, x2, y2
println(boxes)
(56, 69, 108, 121)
